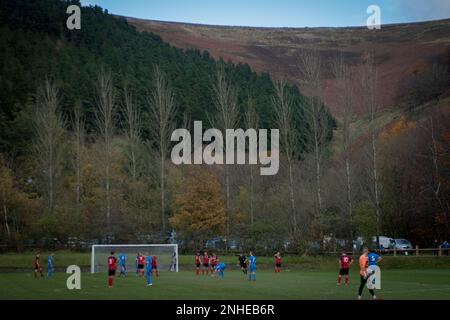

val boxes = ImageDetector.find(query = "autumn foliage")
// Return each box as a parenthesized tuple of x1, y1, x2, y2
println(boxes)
(170, 167, 226, 248)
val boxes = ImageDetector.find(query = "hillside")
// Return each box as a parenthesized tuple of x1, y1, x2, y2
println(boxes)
(128, 18, 450, 116)
(0, 0, 335, 158)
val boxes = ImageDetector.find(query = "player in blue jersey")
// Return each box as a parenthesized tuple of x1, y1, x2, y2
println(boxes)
(47, 253, 54, 278)
(368, 250, 382, 278)
(214, 262, 226, 279)
(118, 253, 127, 277)
(366, 249, 383, 299)
(145, 255, 153, 287)
(248, 252, 256, 281)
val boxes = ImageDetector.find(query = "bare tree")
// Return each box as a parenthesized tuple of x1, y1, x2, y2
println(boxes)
(34, 79, 66, 213)
(72, 102, 84, 213)
(332, 54, 355, 244)
(95, 69, 116, 229)
(123, 88, 142, 181)
(427, 116, 449, 236)
(245, 95, 259, 227)
(272, 78, 298, 233)
(298, 50, 327, 237)
(210, 63, 239, 243)
(361, 53, 382, 245)
(148, 65, 178, 232)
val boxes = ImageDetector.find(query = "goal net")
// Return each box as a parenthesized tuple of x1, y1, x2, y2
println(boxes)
(91, 244, 178, 274)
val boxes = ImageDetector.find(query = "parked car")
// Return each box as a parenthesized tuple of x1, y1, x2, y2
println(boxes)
(393, 239, 413, 253)
(205, 237, 224, 250)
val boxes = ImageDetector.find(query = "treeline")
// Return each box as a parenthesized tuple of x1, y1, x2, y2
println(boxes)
(1, 0, 448, 253)
(0, 0, 336, 250)
(1, 0, 332, 157)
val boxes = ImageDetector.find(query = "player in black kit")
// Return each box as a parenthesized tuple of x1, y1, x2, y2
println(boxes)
(238, 254, 248, 275)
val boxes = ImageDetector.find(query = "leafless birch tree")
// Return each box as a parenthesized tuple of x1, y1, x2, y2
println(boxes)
(34, 79, 66, 214)
(95, 69, 116, 229)
(148, 65, 177, 232)
(245, 95, 259, 227)
(72, 102, 84, 213)
(298, 50, 327, 236)
(332, 54, 355, 243)
(361, 53, 382, 245)
(272, 78, 298, 233)
(210, 63, 239, 242)
(123, 88, 142, 181)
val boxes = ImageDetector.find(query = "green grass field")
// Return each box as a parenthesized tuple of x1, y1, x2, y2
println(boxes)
(1, 269, 450, 300)
(1, 252, 450, 300)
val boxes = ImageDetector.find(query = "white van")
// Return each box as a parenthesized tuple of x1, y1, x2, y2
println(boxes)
(372, 236, 395, 250)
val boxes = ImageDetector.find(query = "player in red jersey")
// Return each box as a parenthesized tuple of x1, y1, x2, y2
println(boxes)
(195, 252, 201, 276)
(107, 251, 117, 288)
(151, 255, 158, 277)
(210, 253, 218, 275)
(137, 253, 145, 277)
(34, 253, 43, 278)
(338, 252, 353, 285)
(274, 252, 282, 273)
(202, 251, 210, 276)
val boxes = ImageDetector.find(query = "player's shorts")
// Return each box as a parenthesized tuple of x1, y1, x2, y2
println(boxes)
(196, 263, 201, 268)
(240, 263, 247, 269)
(276, 263, 282, 268)
(138, 264, 144, 269)
(339, 268, 349, 276)
(249, 265, 256, 273)
(211, 264, 217, 269)
(152, 265, 158, 270)
(108, 269, 116, 276)
(203, 263, 209, 268)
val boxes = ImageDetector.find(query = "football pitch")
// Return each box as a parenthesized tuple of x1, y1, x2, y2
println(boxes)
(1, 269, 450, 300)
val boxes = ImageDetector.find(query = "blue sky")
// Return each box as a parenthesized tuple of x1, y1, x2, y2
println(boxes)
(80, 0, 450, 28)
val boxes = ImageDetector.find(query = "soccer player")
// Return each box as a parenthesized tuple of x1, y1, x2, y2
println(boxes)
(195, 252, 201, 276)
(107, 251, 117, 288)
(357, 248, 376, 300)
(118, 253, 126, 277)
(248, 252, 256, 281)
(170, 251, 177, 272)
(202, 251, 210, 276)
(337, 252, 353, 285)
(238, 254, 247, 275)
(34, 253, 43, 278)
(210, 253, 218, 275)
(145, 255, 153, 287)
(137, 252, 145, 277)
(151, 255, 158, 277)
(274, 252, 282, 273)
(47, 253, 54, 278)
(215, 262, 226, 279)
(367, 249, 383, 297)
(135, 253, 139, 276)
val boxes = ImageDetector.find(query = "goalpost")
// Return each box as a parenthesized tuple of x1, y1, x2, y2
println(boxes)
(91, 244, 178, 274)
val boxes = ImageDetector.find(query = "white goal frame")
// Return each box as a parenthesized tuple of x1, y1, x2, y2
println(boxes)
(91, 244, 178, 274)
